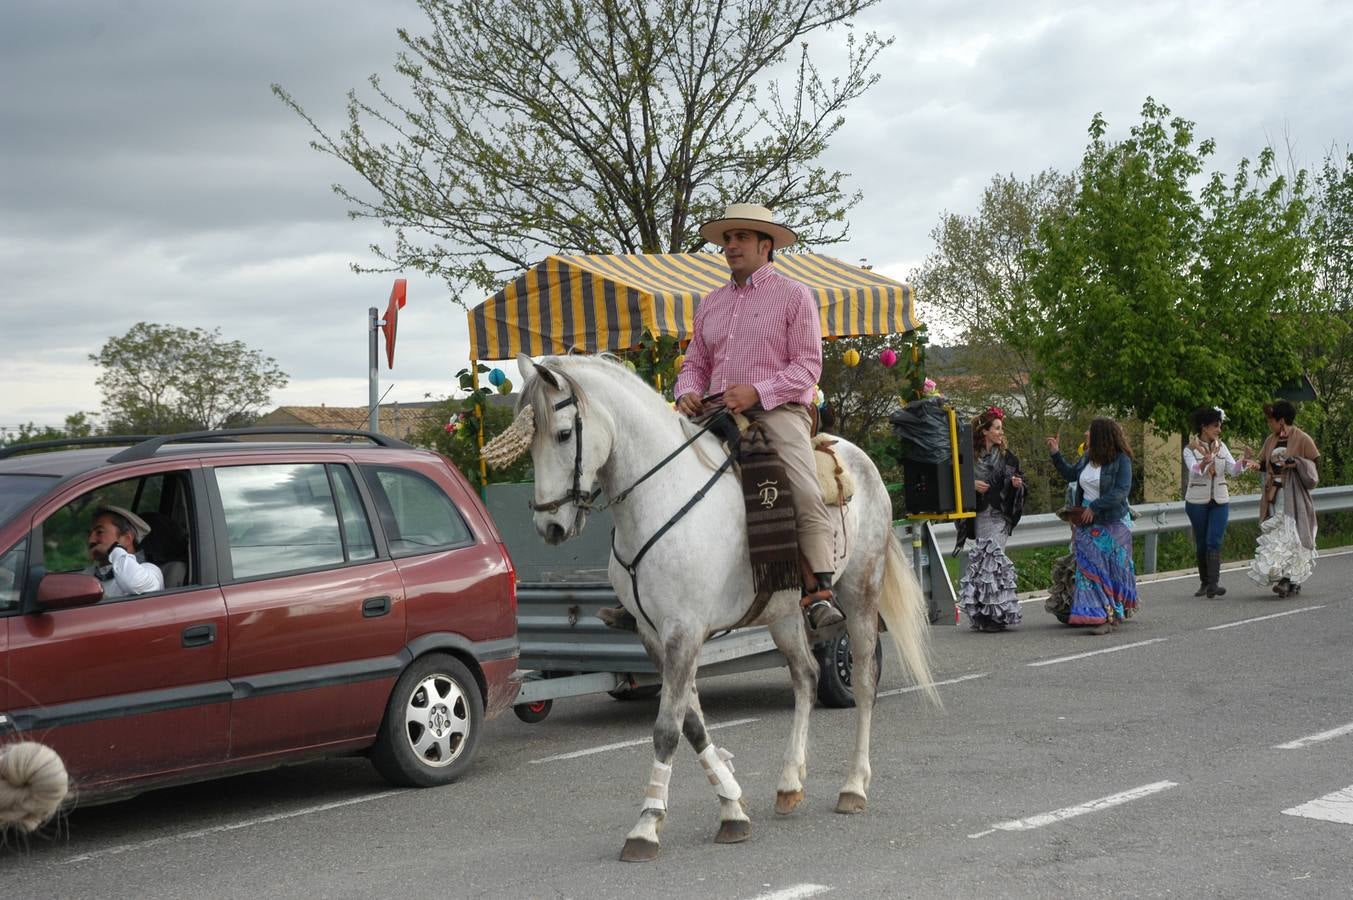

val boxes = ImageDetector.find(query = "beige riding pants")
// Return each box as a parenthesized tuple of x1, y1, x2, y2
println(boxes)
(744, 403, 834, 576)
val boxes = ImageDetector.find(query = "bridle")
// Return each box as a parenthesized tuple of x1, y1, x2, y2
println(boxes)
(527, 396, 602, 514)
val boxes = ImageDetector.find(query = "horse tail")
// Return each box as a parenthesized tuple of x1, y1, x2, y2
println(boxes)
(0, 741, 70, 834)
(878, 532, 942, 709)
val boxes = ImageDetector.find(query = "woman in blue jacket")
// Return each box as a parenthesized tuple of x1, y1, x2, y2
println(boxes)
(1046, 417, 1139, 634)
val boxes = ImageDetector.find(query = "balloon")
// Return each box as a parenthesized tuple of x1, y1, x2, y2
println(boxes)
(880, 348, 897, 368)
(843, 349, 861, 367)
(488, 368, 506, 387)
(674, 354, 686, 373)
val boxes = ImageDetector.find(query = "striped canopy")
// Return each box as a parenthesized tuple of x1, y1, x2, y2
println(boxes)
(467, 253, 920, 361)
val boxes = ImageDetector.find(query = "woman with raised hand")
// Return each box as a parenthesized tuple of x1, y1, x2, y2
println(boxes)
(955, 407, 1026, 632)
(1183, 406, 1253, 598)
(1250, 400, 1320, 598)
(1046, 417, 1138, 635)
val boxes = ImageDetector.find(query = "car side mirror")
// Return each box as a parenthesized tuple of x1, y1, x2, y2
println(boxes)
(36, 573, 104, 610)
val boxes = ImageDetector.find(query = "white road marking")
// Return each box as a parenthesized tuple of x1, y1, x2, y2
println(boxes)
(1275, 722, 1353, 750)
(1206, 605, 1324, 631)
(968, 781, 1178, 838)
(879, 672, 988, 697)
(1026, 638, 1167, 667)
(529, 717, 758, 764)
(1283, 785, 1353, 825)
(67, 790, 403, 862)
(743, 885, 831, 900)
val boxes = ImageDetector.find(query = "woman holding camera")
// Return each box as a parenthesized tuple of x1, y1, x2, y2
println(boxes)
(1250, 400, 1320, 597)
(1046, 417, 1138, 634)
(1183, 406, 1253, 598)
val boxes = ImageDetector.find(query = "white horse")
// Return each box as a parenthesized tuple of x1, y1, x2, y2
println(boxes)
(496, 354, 939, 861)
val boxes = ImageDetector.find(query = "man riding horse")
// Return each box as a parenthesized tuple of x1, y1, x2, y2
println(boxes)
(602, 203, 845, 632)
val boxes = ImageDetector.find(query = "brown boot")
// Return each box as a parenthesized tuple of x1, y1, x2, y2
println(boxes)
(597, 605, 637, 631)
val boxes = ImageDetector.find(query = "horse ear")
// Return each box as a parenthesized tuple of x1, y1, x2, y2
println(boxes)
(533, 362, 561, 389)
(516, 353, 535, 384)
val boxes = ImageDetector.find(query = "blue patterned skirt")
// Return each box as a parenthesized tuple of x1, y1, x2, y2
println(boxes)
(1067, 519, 1138, 626)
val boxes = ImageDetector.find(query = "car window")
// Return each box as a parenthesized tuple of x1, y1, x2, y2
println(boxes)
(331, 465, 376, 562)
(0, 474, 57, 524)
(361, 465, 473, 557)
(0, 536, 25, 613)
(216, 463, 348, 579)
(42, 477, 143, 574)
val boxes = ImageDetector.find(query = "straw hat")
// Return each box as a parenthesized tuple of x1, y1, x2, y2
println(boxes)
(698, 203, 798, 250)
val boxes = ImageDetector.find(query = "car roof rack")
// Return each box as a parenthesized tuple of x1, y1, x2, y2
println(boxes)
(0, 435, 160, 460)
(106, 427, 416, 463)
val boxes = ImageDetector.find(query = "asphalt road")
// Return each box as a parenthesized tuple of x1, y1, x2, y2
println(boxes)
(5, 551, 1353, 900)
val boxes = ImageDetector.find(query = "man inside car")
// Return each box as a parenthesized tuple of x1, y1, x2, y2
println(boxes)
(87, 505, 163, 597)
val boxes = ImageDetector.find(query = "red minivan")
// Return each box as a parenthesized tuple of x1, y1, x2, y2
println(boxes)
(0, 428, 518, 804)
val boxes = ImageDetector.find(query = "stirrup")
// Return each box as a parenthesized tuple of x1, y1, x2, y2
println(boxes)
(801, 591, 844, 630)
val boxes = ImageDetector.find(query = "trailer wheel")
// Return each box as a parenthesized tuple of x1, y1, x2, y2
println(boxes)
(814, 632, 884, 709)
(514, 699, 553, 723)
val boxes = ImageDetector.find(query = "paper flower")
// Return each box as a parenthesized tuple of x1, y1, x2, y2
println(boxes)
(880, 348, 897, 368)
(488, 368, 506, 387)
(843, 349, 861, 367)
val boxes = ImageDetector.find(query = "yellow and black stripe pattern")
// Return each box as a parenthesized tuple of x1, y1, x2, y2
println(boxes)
(467, 253, 920, 361)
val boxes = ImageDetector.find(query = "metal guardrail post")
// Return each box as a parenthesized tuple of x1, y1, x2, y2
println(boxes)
(1142, 532, 1158, 575)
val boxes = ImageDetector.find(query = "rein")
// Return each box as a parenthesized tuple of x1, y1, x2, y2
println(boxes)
(529, 386, 738, 632)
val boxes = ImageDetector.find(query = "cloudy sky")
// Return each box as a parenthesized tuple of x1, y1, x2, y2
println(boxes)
(3, 0, 1351, 435)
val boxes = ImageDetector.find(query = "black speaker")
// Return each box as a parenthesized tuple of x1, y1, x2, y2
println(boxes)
(902, 422, 976, 515)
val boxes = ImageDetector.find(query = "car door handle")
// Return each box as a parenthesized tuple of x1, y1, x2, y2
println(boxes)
(182, 623, 217, 648)
(363, 595, 392, 618)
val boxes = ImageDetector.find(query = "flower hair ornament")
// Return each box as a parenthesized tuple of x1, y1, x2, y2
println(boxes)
(480, 405, 536, 468)
(1213, 406, 1226, 422)
(986, 406, 1005, 420)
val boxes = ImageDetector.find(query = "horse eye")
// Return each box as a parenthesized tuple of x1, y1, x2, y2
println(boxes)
(556, 429, 571, 444)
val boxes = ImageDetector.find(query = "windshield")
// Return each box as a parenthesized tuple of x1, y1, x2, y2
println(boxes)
(0, 474, 57, 524)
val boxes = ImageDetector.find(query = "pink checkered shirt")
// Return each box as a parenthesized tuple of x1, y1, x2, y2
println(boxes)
(673, 262, 822, 410)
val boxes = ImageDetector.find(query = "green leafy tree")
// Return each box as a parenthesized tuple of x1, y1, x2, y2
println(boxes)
(910, 170, 1077, 511)
(1029, 98, 1320, 446)
(273, 0, 890, 302)
(90, 323, 289, 434)
(1306, 149, 1353, 482)
(1, 413, 96, 448)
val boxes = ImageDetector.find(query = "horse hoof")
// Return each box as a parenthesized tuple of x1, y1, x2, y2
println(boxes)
(715, 819, 751, 843)
(775, 790, 804, 815)
(620, 838, 661, 862)
(835, 792, 867, 814)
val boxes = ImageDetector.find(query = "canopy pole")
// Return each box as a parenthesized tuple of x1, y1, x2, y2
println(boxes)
(473, 366, 487, 495)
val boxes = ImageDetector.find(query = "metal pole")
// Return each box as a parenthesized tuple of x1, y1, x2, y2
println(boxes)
(368, 306, 379, 433)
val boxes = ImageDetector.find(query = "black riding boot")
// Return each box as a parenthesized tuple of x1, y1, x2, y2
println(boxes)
(1205, 549, 1226, 598)
(802, 572, 845, 630)
(1193, 548, 1208, 597)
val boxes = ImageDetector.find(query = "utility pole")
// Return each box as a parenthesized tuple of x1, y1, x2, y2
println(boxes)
(368, 306, 380, 433)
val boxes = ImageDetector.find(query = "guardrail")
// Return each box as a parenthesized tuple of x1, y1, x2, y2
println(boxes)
(918, 484, 1353, 575)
